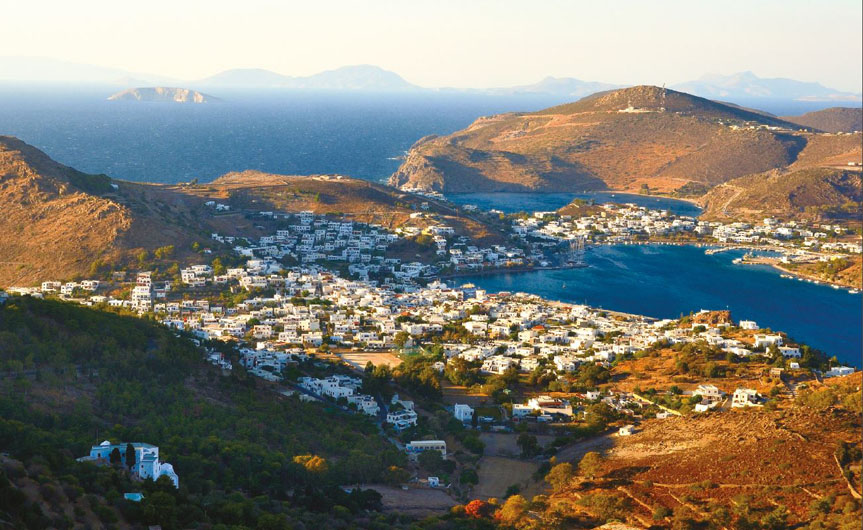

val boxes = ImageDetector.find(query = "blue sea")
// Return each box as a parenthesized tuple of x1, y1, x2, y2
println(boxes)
(1, 86, 859, 366)
(0, 86, 564, 183)
(457, 245, 862, 367)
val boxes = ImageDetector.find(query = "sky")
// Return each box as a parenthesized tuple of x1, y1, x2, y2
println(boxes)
(1, 0, 861, 91)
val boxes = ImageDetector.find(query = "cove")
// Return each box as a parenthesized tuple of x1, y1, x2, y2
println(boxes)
(456, 244, 862, 367)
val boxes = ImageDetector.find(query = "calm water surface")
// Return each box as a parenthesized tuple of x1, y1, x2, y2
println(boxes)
(0, 87, 563, 183)
(457, 245, 862, 367)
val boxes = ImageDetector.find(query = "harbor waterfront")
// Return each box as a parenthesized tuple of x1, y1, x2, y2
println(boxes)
(456, 244, 862, 367)
(446, 191, 703, 216)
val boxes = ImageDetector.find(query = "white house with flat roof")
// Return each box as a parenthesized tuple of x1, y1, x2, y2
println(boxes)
(731, 388, 761, 408)
(79, 441, 178, 488)
(406, 440, 446, 459)
(453, 403, 474, 423)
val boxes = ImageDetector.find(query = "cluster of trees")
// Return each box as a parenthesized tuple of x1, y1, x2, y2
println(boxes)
(392, 354, 442, 400)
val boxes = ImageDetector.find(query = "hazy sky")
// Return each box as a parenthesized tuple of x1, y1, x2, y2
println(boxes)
(3, 0, 861, 91)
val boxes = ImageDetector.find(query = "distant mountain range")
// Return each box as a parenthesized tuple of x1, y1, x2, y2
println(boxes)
(0, 56, 179, 86)
(484, 76, 622, 99)
(672, 71, 861, 103)
(2, 56, 860, 106)
(192, 65, 418, 91)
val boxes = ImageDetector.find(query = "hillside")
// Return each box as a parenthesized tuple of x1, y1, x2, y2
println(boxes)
(782, 107, 863, 133)
(0, 138, 506, 286)
(0, 296, 410, 529)
(538, 402, 861, 528)
(698, 129, 863, 223)
(107, 87, 217, 103)
(699, 167, 862, 222)
(0, 136, 232, 286)
(390, 86, 812, 194)
(204, 170, 506, 246)
(194, 67, 295, 87)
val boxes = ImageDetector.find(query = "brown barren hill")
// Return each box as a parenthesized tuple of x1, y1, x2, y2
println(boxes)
(699, 132, 863, 222)
(782, 107, 863, 133)
(0, 136, 222, 286)
(537, 374, 863, 528)
(390, 85, 811, 193)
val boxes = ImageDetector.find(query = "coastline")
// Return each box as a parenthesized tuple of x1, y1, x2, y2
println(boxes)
(770, 262, 860, 291)
(440, 240, 862, 293)
(607, 188, 703, 206)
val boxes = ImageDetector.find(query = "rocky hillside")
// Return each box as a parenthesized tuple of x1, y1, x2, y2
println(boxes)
(699, 131, 863, 221)
(0, 136, 229, 286)
(390, 86, 814, 194)
(107, 86, 217, 103)
(781, 107, 863, 133)
(699, 167, 862, 221)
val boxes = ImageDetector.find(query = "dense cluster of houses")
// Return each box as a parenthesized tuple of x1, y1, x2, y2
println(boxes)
(10, 258, 856, 392)
(208, 210, 539, 282)
(511, 203, 861, 262)
(514, 204, 696, 244)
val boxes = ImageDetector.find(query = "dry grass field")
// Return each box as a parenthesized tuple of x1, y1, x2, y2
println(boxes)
(338, 351, 403, 370)
(371, 484, 456, 516)
(473, 456, 541, 500)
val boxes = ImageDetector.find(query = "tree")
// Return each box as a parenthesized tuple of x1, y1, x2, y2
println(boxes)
(760, 505, 789, 530)
(125, 443, 136, 470)
(517, 433, 540, 458)
(577, 493, 631, 523)
(460, 468, 479, 485)
(578, 451, 603, 479)
(293, 454, 328, 474)
(418, 450, 444, 472)
(212, 257, 226, 275)
(464, 499, 494, 519)
(545, 462, 574, 492)
(153, 245, 175, 260)
(256, 513, 290, 530)
(383, 465, 410, 485)
(394, 331, 411, 349)
(578, 364, 611, 387)
(584, 402, 617, 427)
(499, 494, 528, 524)
(653, 505, 672, 520)
(109, 447, 122, 466)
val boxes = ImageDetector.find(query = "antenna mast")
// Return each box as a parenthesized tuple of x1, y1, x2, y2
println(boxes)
(660, 83, 666, 112)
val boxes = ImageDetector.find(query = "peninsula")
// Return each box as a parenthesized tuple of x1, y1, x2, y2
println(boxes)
(389, 86, 861, 195)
